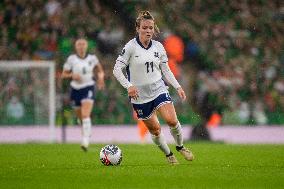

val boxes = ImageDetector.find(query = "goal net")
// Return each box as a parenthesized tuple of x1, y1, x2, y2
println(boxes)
(0, 61, 56, 141)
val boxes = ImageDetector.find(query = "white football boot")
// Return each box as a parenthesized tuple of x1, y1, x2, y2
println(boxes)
(81, 137, 89, 152)
(166, 153, 179, 165)
(177, 146, 194, 161)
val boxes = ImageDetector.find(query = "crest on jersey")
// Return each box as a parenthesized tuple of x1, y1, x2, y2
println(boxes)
(120, 49, 125, 56)
(88, 61, 92, 66)
(154, 52, 159, 58)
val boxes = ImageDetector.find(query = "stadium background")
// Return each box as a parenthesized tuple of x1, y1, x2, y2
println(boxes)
(0, 1, 284, 189)
(0, 0, 283, 130)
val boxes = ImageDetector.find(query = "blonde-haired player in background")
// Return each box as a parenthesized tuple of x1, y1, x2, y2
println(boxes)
(62, 38, 105, 151)
(113, 11, 194, 164)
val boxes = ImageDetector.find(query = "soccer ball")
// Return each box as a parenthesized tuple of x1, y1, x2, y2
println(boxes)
(99, 144, 122, 166)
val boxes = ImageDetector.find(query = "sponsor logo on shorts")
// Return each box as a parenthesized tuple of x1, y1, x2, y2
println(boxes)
(137, 109, 143, 116)
(165, 93, 171, 100)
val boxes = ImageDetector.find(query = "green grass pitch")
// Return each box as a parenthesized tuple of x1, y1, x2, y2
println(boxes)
(0, 143, 283, 189)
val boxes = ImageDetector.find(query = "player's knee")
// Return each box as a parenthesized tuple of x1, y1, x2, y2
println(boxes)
(81, 113, 90, 119)
(166, 119, 178, 127)
(149, 126, 161, 136)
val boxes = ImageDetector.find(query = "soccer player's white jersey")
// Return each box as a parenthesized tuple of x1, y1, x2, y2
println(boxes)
(114, 37, 181, 104)
(117, 37, 167, 86)
(63, 54, 99, 89)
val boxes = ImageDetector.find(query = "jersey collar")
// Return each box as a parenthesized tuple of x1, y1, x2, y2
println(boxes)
(76, 53, 88, 59)
(136, 36, 152, 50)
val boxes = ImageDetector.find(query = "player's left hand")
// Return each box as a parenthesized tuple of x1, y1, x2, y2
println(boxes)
(97, 79, 105, 90)
(128, 86, 139, 100)
(177, 87, 186, 102)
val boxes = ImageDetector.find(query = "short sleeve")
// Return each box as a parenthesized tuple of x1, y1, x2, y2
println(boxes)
(63, 56, 73, 71)
(116, 40, 134, 66)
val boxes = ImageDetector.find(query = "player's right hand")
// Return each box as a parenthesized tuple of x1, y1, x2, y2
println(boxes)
(128, 86, 139, 100)
(72, 74, 81, 82)
(177, 87, 187, 102)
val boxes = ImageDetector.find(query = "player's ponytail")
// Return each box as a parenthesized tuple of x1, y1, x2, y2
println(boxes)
(135, 11, 160, 35)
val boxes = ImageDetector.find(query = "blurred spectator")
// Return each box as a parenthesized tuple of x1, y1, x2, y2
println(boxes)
(45, 0, 61, 17)
(163, 32, 184, 79)
(0, 0, 283, 125)
(97, 24, 125, 55)
(6, 96, 25, 123)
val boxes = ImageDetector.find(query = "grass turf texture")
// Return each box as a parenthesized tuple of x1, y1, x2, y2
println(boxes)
(0, 143, 283, 189)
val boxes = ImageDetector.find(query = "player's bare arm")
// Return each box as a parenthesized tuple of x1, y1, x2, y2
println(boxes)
(61, 69, 81, 82)
(94, 63, 105, 90)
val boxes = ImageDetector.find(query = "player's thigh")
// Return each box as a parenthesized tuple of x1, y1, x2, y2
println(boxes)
(142, 113, 161, 136)
(157, 103, 178, 127)
(81, 99, 94, 118)
(74, 107, 81, 119)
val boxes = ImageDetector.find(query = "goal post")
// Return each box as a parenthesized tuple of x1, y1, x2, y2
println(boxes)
(0, 61, 56, 142)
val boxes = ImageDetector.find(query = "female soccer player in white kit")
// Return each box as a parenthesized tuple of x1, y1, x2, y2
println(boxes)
(113, 11, 194, 164)
(62, 38, 105, 151)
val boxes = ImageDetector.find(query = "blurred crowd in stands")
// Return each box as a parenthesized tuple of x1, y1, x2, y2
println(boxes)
(0, 69, 50, 125)
(0, 0, 283, 125)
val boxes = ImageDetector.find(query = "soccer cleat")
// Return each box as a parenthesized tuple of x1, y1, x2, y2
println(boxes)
(80, 145, 88, 152)
(177, 146, 194, 161)
(81, 137, 89, 152)
(166, 153, 179, 165)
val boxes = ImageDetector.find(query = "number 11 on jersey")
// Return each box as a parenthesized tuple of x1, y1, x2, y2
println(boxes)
(145, 61, 153, 73)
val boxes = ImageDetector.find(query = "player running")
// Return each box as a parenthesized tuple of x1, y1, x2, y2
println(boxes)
(62, 38, 105, 151)
(113, 11, 194, 164)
